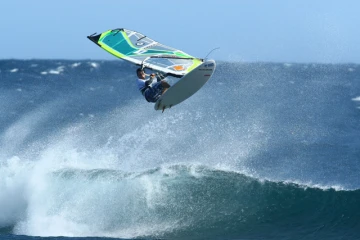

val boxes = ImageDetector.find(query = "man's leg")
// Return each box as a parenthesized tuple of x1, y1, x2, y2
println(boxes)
(161, 80, 170, 94)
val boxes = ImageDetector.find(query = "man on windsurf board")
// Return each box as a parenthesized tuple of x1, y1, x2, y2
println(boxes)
(136, 68, 170, 103)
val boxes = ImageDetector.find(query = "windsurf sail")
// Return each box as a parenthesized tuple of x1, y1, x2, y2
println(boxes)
(87, 28, 203, 78)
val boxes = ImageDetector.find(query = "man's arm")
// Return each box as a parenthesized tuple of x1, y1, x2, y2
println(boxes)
(144, 73, 156, 86)
(156, 72, 167, 82)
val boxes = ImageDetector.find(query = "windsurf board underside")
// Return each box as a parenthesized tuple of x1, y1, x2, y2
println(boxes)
(155, 60, 216, 111)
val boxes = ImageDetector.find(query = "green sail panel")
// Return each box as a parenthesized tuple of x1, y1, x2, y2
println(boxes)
(88, 28, 203, 77)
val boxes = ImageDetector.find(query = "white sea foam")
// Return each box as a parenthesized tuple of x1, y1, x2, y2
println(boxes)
(89, 62, 99, 68)
(282, 179, 346, 191)
(48, 66, 65, 75)
(10, 68, 19, 73)
(352, 96, 360, 101)
(0, 157, 31, 227)
(49, 70, 60, 74)
(71, 62, 81, 68)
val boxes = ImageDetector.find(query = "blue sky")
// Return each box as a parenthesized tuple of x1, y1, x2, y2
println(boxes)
(1, 0, 359, 63)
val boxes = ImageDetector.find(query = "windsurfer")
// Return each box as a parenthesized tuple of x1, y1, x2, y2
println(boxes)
(136, 68, 170, 102)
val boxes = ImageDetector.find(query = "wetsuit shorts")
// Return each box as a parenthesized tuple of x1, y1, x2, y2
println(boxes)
(143, 82, 164, 102)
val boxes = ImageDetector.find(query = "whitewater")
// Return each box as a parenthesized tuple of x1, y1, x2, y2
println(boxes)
(0, 60, 360, 240)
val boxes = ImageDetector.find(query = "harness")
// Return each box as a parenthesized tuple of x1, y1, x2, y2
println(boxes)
(140, 84, 163, 103)
(139, 76, 154, 99)
(138, 72, 166, 102)
(140, 85, 151, 96)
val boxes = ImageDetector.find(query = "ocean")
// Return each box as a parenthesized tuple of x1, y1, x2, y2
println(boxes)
(0, 59, 359, 240)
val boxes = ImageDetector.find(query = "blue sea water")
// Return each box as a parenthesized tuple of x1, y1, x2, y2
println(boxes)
(0, 59, 360, 240)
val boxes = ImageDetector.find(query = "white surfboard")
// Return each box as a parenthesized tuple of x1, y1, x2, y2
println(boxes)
(154, 60, 216, 111)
